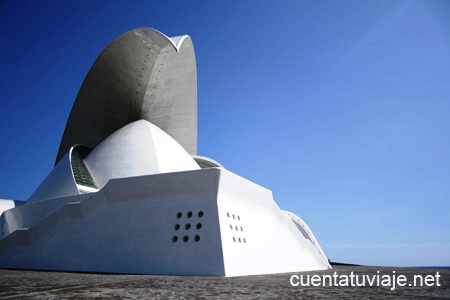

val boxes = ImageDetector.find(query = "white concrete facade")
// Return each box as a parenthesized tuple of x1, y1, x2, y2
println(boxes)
(0, 28, 331, 276)
(0, 166, 330, 276)
(0, 120, 330, 275)
(84, 120, 200, 189)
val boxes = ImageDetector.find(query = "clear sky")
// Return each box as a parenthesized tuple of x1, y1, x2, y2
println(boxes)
(0, 0, 449, 267)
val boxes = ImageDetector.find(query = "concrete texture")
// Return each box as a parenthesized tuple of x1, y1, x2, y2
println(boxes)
(56, 28, 197, 164)
(0, 167, 329, 276)
(82, 120, 200, 189)
(0, 266, 448, 299)
(27, 151, 80, 203)
(0, 169, 224, 276)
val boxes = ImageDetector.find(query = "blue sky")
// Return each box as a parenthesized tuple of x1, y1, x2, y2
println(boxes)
(1, 0, 449, 267)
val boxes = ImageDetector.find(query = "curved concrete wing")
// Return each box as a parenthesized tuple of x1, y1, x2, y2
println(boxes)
(192, 155, 224, 168)
(28, 150, 80, 203)
(28, 145, 98, 203)
(283, 210, 330, 267)
(0, 200, 15, 216)
(56, 28, 197, 164)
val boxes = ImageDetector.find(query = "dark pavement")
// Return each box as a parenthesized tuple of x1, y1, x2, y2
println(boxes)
(0, 265, 448, 299)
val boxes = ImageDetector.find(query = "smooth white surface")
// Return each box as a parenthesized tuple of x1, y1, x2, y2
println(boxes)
(84, 120, 200, 188)
(28, 119, 201, 202)
(282, 210, 330, 267)
(0, 168, 330, 276)
(0, 169, 225, 275)
(217, 170, 330, 276)
(0, 200, 15, 215)
(27, 151, 79, 203)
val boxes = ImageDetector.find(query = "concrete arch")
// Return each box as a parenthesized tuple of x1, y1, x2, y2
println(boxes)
(56, 28, 197, 165)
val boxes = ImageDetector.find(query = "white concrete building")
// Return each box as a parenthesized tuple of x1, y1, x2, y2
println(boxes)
(0, 28, 330, 276)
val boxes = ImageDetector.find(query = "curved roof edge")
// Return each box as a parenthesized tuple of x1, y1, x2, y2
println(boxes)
(147, 27, 191, 51)
(56, 28, 197, 165)
(282, 210, 330, 268)
(192, 155, 224, 169)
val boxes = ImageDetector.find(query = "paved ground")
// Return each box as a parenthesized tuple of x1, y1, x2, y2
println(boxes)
(0, 265, 448, 299)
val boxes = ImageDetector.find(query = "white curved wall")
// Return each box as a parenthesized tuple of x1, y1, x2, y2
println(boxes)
(283, 210, 330, 267)
(0, 200, 15, 215)
(1, 168, 330, 276)
(28, 151, 79, 203)
(216, 170, 331, 276)
(84, 120, 200, 188)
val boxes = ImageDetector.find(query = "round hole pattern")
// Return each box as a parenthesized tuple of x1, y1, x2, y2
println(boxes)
(173, 211, 205, 243)
(227, 211, 246, 244)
